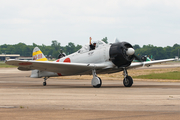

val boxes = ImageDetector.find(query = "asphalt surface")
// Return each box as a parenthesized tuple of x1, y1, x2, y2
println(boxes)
(0, 68, 180, 120)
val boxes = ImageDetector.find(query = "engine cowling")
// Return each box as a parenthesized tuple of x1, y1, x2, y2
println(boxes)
(109, 42, 135, 67)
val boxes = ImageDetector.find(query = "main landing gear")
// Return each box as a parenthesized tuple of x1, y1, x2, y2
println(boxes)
(43, 77, 49, 86)
(123, 69, 133, 87)
(91, 69, 102, 88)
(90, 68, 133, 88)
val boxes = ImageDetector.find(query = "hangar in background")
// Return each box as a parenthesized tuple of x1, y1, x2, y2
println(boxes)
(0, 54, 20, 61)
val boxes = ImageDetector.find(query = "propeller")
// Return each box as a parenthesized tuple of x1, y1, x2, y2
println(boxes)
(59, 49, 63, 54)
(110, 41, 143, 67)
(124, 47, 143, 62)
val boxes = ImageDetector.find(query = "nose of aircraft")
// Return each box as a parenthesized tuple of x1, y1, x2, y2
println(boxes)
(126, 48, 135, 56)
(109, 42, 135, 67)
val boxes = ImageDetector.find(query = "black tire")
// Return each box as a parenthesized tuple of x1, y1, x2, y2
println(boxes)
(123, 76, 133, 87)
(43, 82, 46, 86)
(93, 77, 102, 88)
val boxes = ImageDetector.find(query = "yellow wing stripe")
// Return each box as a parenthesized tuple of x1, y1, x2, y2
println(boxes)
(35, 58, 48, 61)
(33, 50, 42, 56)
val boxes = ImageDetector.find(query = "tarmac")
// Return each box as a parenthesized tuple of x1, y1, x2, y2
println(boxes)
(0, 67, 180, 120)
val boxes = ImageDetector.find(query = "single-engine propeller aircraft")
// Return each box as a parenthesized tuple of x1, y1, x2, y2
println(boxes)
(134, 55, 152, 62)
(5, 39, 174, 88)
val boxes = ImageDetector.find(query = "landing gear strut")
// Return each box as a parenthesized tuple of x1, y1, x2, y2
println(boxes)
(43, 77, 49, 86)
(123, 69, 133, 87)
(91, 69, 102, 88)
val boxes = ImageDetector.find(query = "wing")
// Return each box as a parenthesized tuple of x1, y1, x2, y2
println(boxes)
(5, 58, 175, 75)
(128, 58, 175, 69)
(5, 59, 108, 75)
(94, 58, 175, 74)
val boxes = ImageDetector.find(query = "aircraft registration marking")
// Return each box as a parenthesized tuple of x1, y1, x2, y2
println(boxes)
(33, 54, 42, 60)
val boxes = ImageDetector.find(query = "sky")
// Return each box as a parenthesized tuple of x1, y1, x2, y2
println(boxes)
(0, 0, 180, 47)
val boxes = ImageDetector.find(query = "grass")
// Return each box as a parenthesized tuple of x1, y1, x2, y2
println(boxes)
(0, 61, 16, 68)
(52, 67, 180, 81)
(20, 106, 24, 109)
(134, 71, 180, 80)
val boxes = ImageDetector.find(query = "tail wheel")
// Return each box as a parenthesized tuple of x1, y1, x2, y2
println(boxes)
(43, 82, 46, 86)
(123, 76, 133, 87)
(43, 77, 48, 86)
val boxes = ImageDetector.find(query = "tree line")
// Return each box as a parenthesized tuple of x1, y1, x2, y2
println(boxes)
(0, 41, 82, 59)
(0, 37, 179, 60)
(133, 44, 180, 60)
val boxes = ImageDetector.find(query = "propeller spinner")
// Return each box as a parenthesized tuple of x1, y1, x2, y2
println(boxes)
(126, 48, 135, 56)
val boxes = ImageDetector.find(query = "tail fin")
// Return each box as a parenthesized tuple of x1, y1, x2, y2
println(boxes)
(32, 47, 48, 61)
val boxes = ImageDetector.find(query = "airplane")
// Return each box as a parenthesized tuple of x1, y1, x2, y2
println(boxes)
(134, 55, 152, 62)
(5, 40, 175, 88)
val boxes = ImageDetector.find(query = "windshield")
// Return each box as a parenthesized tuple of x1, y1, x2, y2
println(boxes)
(78, 40, 106, 54)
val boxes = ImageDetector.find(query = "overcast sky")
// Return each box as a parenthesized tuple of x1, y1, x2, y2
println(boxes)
(0, 0, 180, 47)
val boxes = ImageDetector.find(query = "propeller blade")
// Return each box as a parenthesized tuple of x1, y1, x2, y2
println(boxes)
(60, 49, 63, 54)
(134, 54, 143, 62)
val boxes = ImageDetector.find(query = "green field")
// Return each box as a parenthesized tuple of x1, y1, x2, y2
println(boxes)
(134, 71, 180, 80)
(0, 61, 16, 68)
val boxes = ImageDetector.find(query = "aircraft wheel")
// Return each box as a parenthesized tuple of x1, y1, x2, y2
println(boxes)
(93, 77, 102, 88)
(43, 82, 46, 86)
(123, 76, 133, 87)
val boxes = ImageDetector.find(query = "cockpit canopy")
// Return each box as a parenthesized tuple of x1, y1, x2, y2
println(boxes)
(78, 40, 106, 54)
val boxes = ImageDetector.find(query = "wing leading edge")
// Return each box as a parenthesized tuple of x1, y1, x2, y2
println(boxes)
(128, 58, 175, 69)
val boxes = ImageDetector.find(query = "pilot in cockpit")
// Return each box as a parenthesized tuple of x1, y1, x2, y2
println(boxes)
(89, 37, 96, 50)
